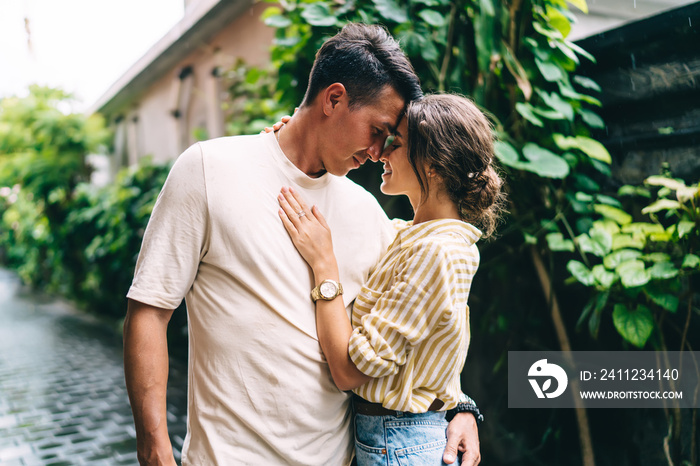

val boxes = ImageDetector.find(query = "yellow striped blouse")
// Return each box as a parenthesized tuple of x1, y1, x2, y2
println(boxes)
(348, 218, 481, 413)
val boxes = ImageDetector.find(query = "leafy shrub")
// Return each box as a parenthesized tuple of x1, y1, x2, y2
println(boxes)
(560, 174, 699, 349)
(63, 158, 172, 317)
(0, 155, 171, 317)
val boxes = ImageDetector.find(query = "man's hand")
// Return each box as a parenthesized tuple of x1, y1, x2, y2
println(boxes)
(136, 436, 177, 466)
(444, 412, 481, 465)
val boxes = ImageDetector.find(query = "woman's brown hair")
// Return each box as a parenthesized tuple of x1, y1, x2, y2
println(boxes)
(406, 94, 506, 237)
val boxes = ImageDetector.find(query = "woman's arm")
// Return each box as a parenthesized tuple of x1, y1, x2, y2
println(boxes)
(278, 187, 371, 390)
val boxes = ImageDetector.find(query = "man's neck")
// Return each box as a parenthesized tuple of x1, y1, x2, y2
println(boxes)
(276, 108, 326, 178)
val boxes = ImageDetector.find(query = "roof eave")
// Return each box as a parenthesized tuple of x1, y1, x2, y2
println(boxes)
(90, 0, 254, 117)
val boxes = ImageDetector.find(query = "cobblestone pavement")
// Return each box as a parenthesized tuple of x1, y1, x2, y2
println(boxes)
(0, 269, 188, 465)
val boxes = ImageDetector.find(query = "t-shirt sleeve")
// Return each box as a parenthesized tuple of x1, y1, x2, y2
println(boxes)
(348, 240, 456, 378)
(126, 143, 209, 310)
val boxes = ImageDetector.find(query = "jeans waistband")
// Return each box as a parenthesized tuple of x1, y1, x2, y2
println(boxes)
(352, 394, 445, 416)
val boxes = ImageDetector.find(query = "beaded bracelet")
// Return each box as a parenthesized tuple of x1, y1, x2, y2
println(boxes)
(446, 393, 484, 426)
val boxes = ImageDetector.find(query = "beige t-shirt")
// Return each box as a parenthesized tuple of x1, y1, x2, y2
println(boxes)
(127, 131, 395, 465)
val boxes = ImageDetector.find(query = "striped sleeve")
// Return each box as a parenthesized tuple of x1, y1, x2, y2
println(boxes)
(348, 239, 457, 378)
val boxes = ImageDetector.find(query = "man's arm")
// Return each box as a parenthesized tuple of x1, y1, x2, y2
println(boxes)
(123, 299, 177, 466)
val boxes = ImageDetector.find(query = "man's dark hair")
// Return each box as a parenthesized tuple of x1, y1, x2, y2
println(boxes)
(301, 23, 423, 109)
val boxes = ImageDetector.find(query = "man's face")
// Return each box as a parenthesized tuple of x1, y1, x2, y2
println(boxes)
(321, 86, 405, 177)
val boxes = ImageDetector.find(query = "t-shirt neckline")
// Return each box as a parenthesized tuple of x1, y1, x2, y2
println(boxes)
(265, 130, 333, 190)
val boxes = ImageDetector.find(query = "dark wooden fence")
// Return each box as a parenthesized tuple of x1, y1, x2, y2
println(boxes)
(577, 2, 700, 185)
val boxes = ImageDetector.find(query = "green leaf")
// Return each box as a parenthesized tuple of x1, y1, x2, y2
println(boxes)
(301, 3, 338, 26)
(577, 229, 612, 257)
(545, 6, 571, 38)
(646, 288, 679, 313)
(572, 173, 600, 192)
(574, 137, 612, 164)
(621, 222, 665, 235)
(676, 185, 700, 202)
(494, 141, 520, 166)
(648, 261, 679, 280)
(546, 232, 575, 252)
(573, 75, 601, 91)
(592, 264, 616, 288)
(515, 103, 544, 127)
(524, 232, 538, 245)
(618, 185, 651, 198)
(641, 252, 671, 263)
(578, 108, 605, 128)
(479, 0, 495, 16)
(594, 204, 632, 225)
(473, 9, 495, 72)
(593, 219, 621, 235)
(396, 29, 423, 56)
(588, 299, 604, 338)
(372, 0, 409, 23)
(568, 260, 596, 286)
(641, 199, 682, 215)
(418, 9, 446, 27)
(558, 83, 601, 105)
(521, 143, 570, 178)
(590, 228, 613, 255)
(682, 254, 700, 269)
(532, 107, 566, 120)
(533, 21, 563, 39)
(552, 134, 611, 163)
(577, 291, 608, 336)
(616, 260, 651, 288)
(420, 39, 440, 61)
(566, 40, 596, 62)
(645, 176, 687, 191)
(613, 304, 654, 348)
(536, 90, 574, 121)
(604, 249, 642, 269)
(567, 0, 588, 13)
(535, 58, 563, 81)
(264, 14, 293, 28)
(678, 220, 695, 238)
(612, 233, 646, 250)
(575, 191, 594, 202)
(554, 40, 579, 64)
(592, 197, 620, 210)
(649, 229, 672, 242)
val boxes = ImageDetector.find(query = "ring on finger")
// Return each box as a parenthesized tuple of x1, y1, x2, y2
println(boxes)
(297, 210, 306, 218)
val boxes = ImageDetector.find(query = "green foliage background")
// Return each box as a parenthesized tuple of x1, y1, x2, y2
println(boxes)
(249, 0, 699, 463)
(0, 87, 172, 329)
(0, 1, 698, 463)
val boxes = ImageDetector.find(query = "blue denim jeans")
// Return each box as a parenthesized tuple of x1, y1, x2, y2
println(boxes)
(354, 411, 456, 466)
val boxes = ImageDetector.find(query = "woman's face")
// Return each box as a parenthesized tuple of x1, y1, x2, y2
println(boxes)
(379, 117, 423, 200)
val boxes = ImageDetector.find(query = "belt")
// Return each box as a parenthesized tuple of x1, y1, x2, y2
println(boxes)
(352, 394, 444, 416)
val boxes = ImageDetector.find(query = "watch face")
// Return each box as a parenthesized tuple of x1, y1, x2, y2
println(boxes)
(319, 281, 338, 299)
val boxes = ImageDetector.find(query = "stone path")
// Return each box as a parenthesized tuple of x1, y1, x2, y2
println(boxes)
(0, 269, 188, 465)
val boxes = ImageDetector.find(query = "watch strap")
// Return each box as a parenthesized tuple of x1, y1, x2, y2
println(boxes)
(446, 393, 484, 426)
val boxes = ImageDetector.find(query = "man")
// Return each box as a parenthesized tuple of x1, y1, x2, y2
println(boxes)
(123, 23, 481, 465)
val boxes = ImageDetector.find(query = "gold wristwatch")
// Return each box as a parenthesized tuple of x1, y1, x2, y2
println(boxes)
(311, 279, 343, 302)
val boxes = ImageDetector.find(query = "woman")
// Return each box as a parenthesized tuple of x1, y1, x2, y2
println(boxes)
(278, 94, 504, 465)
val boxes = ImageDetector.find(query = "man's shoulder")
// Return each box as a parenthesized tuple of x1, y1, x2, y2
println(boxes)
(196, 133, 264, 156)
